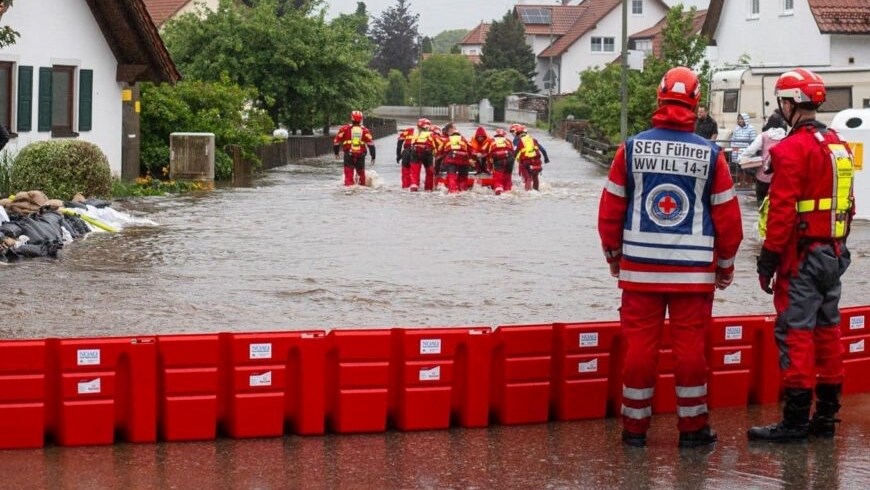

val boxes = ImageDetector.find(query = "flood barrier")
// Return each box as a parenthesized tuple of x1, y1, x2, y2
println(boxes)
(1, 308, 870, 449)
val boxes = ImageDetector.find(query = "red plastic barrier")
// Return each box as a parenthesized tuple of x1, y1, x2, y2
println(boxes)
(157, 334, 220, 441)
(0, 340, 47, 449)
(840, 306, 869, 337)
(707, 316, 758, 408)
(749, 316, 781, 405)
(491, 324, 553, 425)
(326, 329, 392, 434)
(552, 322, 619, 421)
(390, 327, 491, 431)
(840, 306, 870, 395)
(48, 337, 157, 446)
(220, 331, 327, 438)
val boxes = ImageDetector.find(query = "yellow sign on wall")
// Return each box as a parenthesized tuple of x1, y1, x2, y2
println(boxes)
(122, 89, 132, 102)
(849, 142, 864, 171)
(135, 101, 141, 113)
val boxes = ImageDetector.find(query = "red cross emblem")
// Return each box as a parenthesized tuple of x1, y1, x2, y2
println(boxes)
(658, 195, 677, 214)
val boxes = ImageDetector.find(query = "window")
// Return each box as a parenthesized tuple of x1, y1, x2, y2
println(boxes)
(634, 39, 653, 55)
(52, 65, 75, 134)
(0, 62, 12, 130)
(748, 0, 760, 17)
(591, 37, 616, 53)
(37, 65, 92, 135)
(632, 0, 643, 15)
(864, 98, 870, 108)
(723, 90, 739, 113)
(782, 0, 794, 14)
(819, 87, 852, 113)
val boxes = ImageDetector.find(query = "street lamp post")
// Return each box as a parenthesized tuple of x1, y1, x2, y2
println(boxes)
(619, 0, 628, 141)
(548, 8, 554, 133)
(418, 36, 423, 118)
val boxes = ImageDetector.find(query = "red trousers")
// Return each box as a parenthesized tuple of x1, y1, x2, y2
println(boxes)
(620, 290, 712, 434)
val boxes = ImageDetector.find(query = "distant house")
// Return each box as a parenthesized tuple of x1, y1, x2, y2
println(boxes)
(701, 0, 870, 68)
(143, 0, 219, 28)
(457, 23, 490, 64)
(0, 0, 180, 180)
(629, 9, 707, 59)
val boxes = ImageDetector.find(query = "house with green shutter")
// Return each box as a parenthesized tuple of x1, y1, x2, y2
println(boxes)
(0, 0, 179, 180)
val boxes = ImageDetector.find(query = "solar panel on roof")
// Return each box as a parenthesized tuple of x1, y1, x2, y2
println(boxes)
(519, 8, 552, 25)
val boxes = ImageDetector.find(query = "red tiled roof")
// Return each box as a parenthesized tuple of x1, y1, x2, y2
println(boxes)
(516, 4, 586, 36)
(538, 0, 671, 57)
(630, 10, 707, 58)
(142, 0, 190, 27)
(459, 23, 490, 45)
(808, 0, 870, 34)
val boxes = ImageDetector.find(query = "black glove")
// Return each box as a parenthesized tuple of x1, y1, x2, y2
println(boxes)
(756, 247, 780, 294)
(544, 157, 550, 164)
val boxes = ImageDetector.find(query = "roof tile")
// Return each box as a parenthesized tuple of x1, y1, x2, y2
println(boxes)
(808, 0, 870, 34)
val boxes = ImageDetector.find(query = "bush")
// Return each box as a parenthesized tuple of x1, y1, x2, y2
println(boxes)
(11, 140, 112, 198)
(0, 150, 13, 197)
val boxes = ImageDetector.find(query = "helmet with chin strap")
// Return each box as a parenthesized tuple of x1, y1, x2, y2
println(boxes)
(775, 68, 826, 108)
(494, 128, 507, 137)
(350, 110, 363, 123)
(657, 66, 701, 109)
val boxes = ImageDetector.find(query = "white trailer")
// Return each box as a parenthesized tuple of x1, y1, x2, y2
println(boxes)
(831, 109, 869, 221)
(707, 66, 870, 144)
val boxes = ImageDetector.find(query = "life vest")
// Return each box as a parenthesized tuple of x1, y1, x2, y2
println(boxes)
(518, 134, 539, 163)
(413, 129, 433, 154)
(399, 128, 416, 148)
(345, 126, 365, 156)
(622, 128, 720, 267)
(490, 136, 511, 159)
(445, 134, 468, 163)
(795, 128, 854, 239)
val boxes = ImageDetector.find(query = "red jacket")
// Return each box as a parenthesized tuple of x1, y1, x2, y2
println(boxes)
(334, 124, 373, 156)
(442, 133, 471, 166)
(597, 104, 743, 292)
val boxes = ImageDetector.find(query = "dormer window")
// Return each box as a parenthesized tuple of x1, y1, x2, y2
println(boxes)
(632, 0, 643, 15)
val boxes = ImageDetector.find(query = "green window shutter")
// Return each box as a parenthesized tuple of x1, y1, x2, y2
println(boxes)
(17, 66, 33, 132)
(78, 69, 93, 131)
(37, 67, 52, 132)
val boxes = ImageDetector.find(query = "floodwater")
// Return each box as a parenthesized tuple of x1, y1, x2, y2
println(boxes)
(1, 122, 869, 488)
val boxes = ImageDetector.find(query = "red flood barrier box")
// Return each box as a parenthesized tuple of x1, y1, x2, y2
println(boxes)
(220, 331, 326, 438)
(491, 324, 554, 425)
(326, 329, 392, 434)
(552, 322, 619, 421)
(157, 334, 220, 442)
(390, 327, 491, 431)
(707, 316, 757, 408)
(0, 340, 47, 449)
(840, 306, 870, 395)
(47, 337, 157, 446)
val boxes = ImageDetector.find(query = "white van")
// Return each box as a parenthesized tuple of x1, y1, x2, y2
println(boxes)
(707, 66, 870, 144)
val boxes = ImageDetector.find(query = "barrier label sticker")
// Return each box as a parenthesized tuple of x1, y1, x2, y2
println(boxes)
(579, 332, 599, 348)
(850, 339, 865, 354)
(850, 316, 865, 331)
(249, 343, 272, 360)
(420, 339, 442, 355)
(724, 351, 742, 365)
(725, 325, 743, 341)
(77, 378, 101, 395)
(578, 358, 598, 373)
(419, 366, 441, 381)
(77, 349, 101, 366)
(249, 371, 272, 387)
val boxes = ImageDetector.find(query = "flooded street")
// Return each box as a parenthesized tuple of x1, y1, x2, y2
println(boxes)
(2, 122, 869, 488)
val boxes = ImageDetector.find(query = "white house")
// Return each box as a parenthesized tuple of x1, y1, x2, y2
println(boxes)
(701, 0, 870, 68)
(521, 0, 671, 94)
(457, 22, 490, 64)
(143, 0, 220, 28)
(0, 0, 179, 180)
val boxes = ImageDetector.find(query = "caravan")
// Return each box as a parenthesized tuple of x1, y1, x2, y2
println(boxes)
(708, 66, 870, 143)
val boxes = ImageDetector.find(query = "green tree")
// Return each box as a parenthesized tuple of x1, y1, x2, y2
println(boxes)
(479, 10, 536, 91)
(408, 55, 474, 106)
(163, 0, 382, 132)
(432, 29, 469, 54)
(369, 0, 420, 76)
(474, 69, 527, 112)
(0, 1, 20, 48)
(385, 69, 407, 105)
(333, 1, 369, 37)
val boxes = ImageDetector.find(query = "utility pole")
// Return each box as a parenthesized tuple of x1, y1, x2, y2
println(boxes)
(418, 35, 423, 118)
(619, 0, 628, 141)
(548, 8, 554, 134)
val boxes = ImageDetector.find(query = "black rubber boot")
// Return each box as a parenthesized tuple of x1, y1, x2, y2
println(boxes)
(679, 425, 718, 448)
(748, 388, 812, 442)
(622, 430, 647, 448)
(809, 383, 842, 438)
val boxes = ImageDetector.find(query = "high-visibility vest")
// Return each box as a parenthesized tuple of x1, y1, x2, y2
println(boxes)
(795, 129, 855, 239)
(518, 134, 538, 162)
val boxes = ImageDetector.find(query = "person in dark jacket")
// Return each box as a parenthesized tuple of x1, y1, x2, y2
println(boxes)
(694, 105, 718, 141)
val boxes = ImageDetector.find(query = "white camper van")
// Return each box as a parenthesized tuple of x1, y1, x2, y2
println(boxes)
(708, 66, 870, 143)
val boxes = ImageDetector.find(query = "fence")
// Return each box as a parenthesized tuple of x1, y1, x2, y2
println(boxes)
(373, 106, 450, 119)
(504, 108, 538, 127)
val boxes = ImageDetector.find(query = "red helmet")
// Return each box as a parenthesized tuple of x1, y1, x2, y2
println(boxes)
(775, 68, 826, 107)
(430, 125, 441, 135)
(657, 66, 701, 108)
(515, 125, 527, 134)
(417, 118, 431, 129)
(508, 124, 520, 134)
(350, 110, 363, 123)
(494, 128, 507, 137)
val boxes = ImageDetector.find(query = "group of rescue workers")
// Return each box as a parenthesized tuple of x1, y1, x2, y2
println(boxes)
(598, 66, 855, 449)
(333, 111, 549, 193)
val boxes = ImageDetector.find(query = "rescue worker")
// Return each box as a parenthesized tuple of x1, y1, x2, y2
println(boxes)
(441, 123, 472, 193)
(333, 110, 376, 186)
(397, 118, 430, 189)
(597, 66, 743, 449)
(748, 68, 855, 443)
(469, 126, 491, 175)
(513, 126, 549, 191)
(408, 120, 439, 191)
(487, 128, 515, 195)
(430, 125, 446, 182)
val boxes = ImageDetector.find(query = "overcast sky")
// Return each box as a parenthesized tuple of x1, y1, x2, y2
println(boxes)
(323, 1, 711, 36)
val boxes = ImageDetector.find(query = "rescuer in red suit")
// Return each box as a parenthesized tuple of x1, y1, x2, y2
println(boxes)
(333, 110, 375, 186)
(487, 128, 515, 195)
(597, 66, 743, 448)
(468, 126, 491, 175)
(397, 118, 430, 189)
(748, 68, 856, 443)
(441, 123, 472, 193)
(407, 119, 439, 191)
(513, 126, 549, 191)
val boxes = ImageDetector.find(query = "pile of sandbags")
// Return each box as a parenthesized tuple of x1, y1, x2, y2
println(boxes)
(0, 190, 91, 261)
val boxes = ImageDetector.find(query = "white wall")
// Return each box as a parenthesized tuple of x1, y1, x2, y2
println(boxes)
(557, 0, 666, 93)
(830, 35, 870, 67)
(710, 0, 830, 67)
(0, 0, 124, 176)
